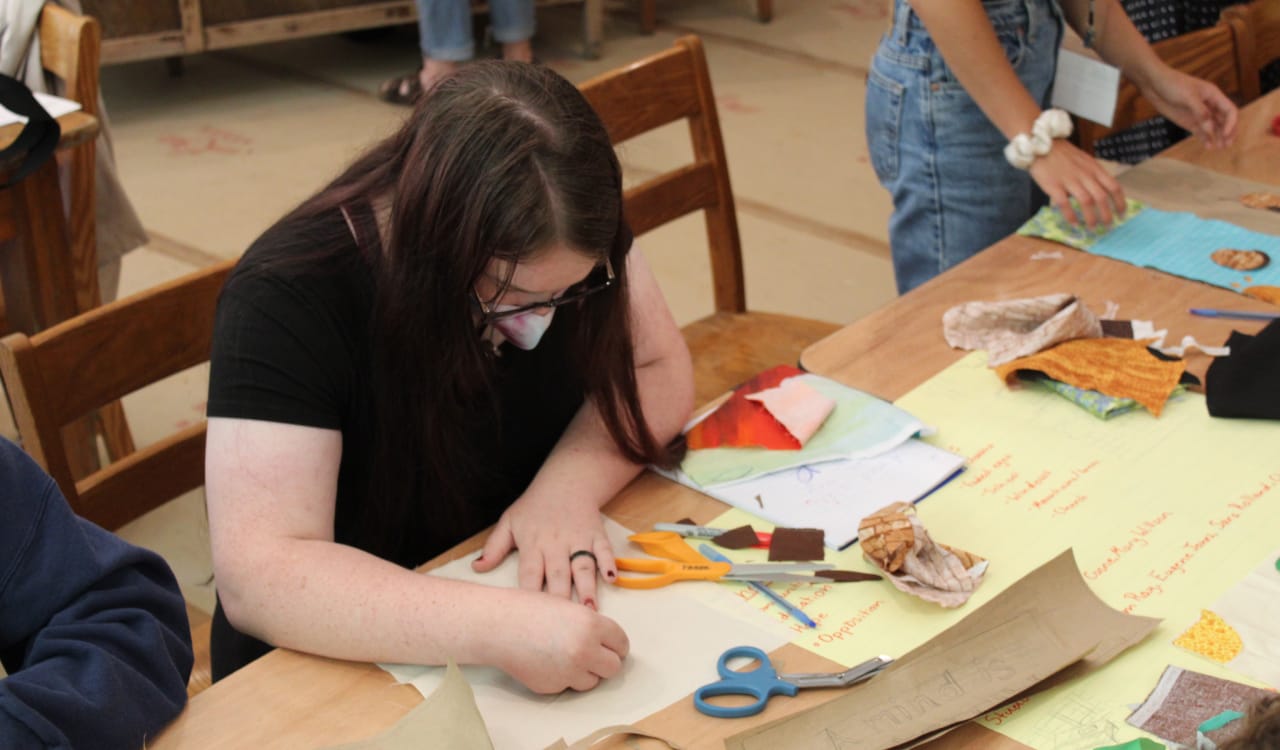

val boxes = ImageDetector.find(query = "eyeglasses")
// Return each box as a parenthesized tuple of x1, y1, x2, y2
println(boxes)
(473, 257, 616, 323)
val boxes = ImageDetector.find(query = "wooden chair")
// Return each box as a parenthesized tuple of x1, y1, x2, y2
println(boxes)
(0, 260, 235, 697)
(1075, 13, 1258, 154)
(0, 4, 135, 474)
(638, 0, 772, 33)
(1224, 0, 1280, 84)
(579, 36, 839, 406)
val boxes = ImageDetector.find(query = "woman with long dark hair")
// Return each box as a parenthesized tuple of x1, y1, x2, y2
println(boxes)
(204, 61, 694, 693)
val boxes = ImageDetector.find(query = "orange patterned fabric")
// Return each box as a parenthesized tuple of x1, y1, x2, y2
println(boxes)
(1243, 286, 1280, 306)
(994, 338, 1186, 416)
(686, 365, 805, 450)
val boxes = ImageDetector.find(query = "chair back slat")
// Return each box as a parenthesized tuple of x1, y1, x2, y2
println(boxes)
(75, 425, 207, 530)
(0, 260, 233, 529)
(28, 261, 232, 425)
(579, 36, 747, 313)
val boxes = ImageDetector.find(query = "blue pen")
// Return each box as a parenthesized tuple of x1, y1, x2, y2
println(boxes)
(699, 544, 818, 629)
(1189, 308, 1280, 321)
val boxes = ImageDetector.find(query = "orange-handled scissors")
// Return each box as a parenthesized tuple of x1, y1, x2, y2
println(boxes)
(613, 532, 833, 590)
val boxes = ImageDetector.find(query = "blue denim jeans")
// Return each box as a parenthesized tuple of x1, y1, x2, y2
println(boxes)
(418, 0, 535, 61)
(866, 0, 1064, 294)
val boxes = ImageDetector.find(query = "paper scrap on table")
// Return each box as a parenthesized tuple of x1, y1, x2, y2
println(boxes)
(1173, 548, 1280, 687)
(0, 91, 80, 127)
(1085, 208, 1280, 291)
(1126, 665, 1272, 749)
(686, 366, 835, 451)
(724, 550, 1160, 750)
(321, 660, 494, 750)
(680, 372, 930, 489)
(858, 502, 987, 608)
(379, 519, 790, 750)
(660, 437, 965, 550)
(942, 293, 1103, 367)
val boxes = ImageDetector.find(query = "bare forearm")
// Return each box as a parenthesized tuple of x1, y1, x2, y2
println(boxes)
(910, 0, 1043, 138)
(215, 539, 531, 668)
(528, 351, 693, 510)
(1059, 0, 1162, 89)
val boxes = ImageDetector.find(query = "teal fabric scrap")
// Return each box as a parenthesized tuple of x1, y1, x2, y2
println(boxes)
(1198, 710, 1245, 733)
(1086, 208, 1280, 291)
(1035, 378, 1185, 419)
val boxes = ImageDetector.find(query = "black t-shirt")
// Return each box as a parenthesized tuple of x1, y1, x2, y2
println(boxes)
(206, 206, 587, 678)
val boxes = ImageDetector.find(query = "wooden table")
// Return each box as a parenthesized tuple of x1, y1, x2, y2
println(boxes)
(149, 90, 1280, 750)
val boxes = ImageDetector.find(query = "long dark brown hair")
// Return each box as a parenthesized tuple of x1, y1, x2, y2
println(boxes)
(264, 62, 678, 564)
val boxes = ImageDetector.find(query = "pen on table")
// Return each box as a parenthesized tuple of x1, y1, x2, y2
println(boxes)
(1189, 308, 1280, 321)
(698, 544, 818, 629)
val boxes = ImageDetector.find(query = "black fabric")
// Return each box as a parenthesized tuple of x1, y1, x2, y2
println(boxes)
(0, 438, 192, 749)
(1205, 320, 1280, 419)
(207, 207, 589, 680)
(0, 74, 60, 189)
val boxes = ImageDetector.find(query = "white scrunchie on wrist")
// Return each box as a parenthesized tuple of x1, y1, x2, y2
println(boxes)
(1003, 108, 1073, 170)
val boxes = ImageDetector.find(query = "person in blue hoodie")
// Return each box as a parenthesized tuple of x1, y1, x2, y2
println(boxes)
(0, 437, 193, 749)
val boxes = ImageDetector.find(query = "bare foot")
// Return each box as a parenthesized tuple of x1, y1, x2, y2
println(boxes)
(501, 40, 534, 63)
(420, 58, 460, 91)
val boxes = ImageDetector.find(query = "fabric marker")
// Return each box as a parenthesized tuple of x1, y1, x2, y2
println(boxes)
(1189, 308, 1280, 321)
(699, 544, 818, 629)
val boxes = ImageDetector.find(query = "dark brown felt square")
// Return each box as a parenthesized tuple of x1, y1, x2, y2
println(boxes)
(711, 525, 761, 550)
(768, 528, 825, 561)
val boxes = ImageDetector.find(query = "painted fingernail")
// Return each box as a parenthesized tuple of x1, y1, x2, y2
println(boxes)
(584, 598, 597, 611)
(605, 570, 616, 580)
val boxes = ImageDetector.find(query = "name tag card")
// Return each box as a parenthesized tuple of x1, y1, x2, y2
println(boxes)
(1052, 48, 1121, 127)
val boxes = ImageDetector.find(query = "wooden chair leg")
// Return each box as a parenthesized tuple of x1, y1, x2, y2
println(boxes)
(582, 0, 604, 58)
(97, 400, 136, 461)
(640, 0, 657, 33)
(756, 0, 772, 23)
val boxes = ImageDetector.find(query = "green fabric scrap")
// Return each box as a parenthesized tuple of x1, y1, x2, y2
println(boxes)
(1017, 198, 1146, 250)
(1094, 738, 1166, 750)
(1198, 710, 1245, 733)
(1035, 377, 1185, 419)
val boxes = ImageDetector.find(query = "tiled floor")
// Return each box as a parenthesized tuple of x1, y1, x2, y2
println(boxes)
(68, 0, 900, 616)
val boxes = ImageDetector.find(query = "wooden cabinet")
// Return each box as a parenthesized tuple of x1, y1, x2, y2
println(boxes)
(82, 0, 603, 64)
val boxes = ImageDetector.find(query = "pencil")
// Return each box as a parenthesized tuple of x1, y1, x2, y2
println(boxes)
(698, 544, 818, 629)
(1189, 308, 1280, 321)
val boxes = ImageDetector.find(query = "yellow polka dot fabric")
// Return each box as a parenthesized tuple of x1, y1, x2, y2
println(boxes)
(1173, 610, 1244, 664)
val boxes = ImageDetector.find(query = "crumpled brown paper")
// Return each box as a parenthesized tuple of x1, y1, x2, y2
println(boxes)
(943, 293, 1103, 367)
(858, 502, 987, 608)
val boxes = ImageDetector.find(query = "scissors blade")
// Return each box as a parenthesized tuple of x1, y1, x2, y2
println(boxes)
(724, 572, 835, 583)
(730, 562, 835, 573)
(781, 655, 893, 688)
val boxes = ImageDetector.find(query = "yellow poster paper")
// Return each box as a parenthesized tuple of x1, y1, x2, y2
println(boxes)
(710, 352, 1279, 748)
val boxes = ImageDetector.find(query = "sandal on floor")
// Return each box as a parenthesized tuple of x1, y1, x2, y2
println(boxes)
(377, 71, 422, 106)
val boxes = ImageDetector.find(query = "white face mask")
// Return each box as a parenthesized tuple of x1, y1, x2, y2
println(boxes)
(490, 305, 555, 350)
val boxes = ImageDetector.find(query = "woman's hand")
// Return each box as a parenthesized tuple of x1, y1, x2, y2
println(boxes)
(472, 492, 616, 610)
(1028, 139, 1127, 229)
(489, 591, 630, 693)
(1140, 66, 1238, 150)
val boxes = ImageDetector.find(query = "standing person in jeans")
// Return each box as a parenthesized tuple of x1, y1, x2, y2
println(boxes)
(865, 0, 1239, 294)
(379, 0, 536, 104)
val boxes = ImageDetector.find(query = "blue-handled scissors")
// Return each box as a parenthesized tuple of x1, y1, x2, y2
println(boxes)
(693, 646, 892, 718)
